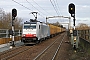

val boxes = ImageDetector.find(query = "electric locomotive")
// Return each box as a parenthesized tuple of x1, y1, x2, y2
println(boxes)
(21, 21, 50, 44)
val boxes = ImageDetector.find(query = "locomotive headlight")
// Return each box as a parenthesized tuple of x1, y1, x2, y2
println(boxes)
(33, 34, 36, 37)
(22, 34, 25, 37)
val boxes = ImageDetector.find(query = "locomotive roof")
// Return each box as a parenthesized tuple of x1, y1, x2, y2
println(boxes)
(24, 22, 37, 24)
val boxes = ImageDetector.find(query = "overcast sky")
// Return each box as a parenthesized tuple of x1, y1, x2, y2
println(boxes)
(0, 0, 90, 27)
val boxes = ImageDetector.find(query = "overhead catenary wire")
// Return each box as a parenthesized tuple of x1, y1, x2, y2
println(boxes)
(50, 0, 63, 22)
(50, 0, 59, 16)
(26, 0, 46, 18)
(53, 0, 63, 16)
(52, 0, 60, 14)
(51, 0, 62, 16)
(12, 0, 45, 18)
(32, 0, 63, 22)
(55, 0, 63, 22)
(55, 0, 62, 15)
(12, 0, 63, 22)
(12, 0, 32, 11)
(51, 0, 61, 22)
(32, 0, 53, 16)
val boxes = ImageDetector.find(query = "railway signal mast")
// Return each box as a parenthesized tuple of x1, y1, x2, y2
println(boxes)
(68, 3, 78, 49)
(11, 8, 17, 47)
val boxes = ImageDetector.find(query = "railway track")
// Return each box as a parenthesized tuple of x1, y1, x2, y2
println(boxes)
(0, 45, 33, 60)
(0, 32, 68, 60)
(33, 33, 66, 60)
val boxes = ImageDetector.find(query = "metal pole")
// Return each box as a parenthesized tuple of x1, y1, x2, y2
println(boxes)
(46, 17, 47, 24)
(6, 29, 8, 38)
(12, 17, 15, 47)
(73, 14, 77, 49)
(73, 14, 75, 28)
(69, 17, 71, 29)
(89, 30, 90, 41)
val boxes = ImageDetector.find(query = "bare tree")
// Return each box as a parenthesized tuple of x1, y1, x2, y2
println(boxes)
(76, 23, 89, 30)
(14, 17, 23, 29)
(0, 8, 23, 29)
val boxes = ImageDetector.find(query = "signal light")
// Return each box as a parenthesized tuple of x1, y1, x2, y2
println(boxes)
(68, 3, 75, 14)
(74, 37, 76, 42)
(12, 8, 17, 17)
(73, 30, 77, 36)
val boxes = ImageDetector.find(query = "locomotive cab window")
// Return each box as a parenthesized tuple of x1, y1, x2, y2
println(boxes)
(24, 23, 36, 29)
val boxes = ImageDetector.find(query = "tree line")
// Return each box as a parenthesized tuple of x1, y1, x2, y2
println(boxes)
(76, 23, 90, 30)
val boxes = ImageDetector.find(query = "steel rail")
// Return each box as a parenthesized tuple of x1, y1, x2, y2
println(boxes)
(33, 33, 65, 60)
(52, 34, 66, 60)
(0, 44, 24, 55)
(1, 46, 33, 60)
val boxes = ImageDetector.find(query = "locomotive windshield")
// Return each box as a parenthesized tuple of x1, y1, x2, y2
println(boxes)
(24, 23, 36, 29)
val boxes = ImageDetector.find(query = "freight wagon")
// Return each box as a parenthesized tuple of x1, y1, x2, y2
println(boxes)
(48, 24, 64, 37)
